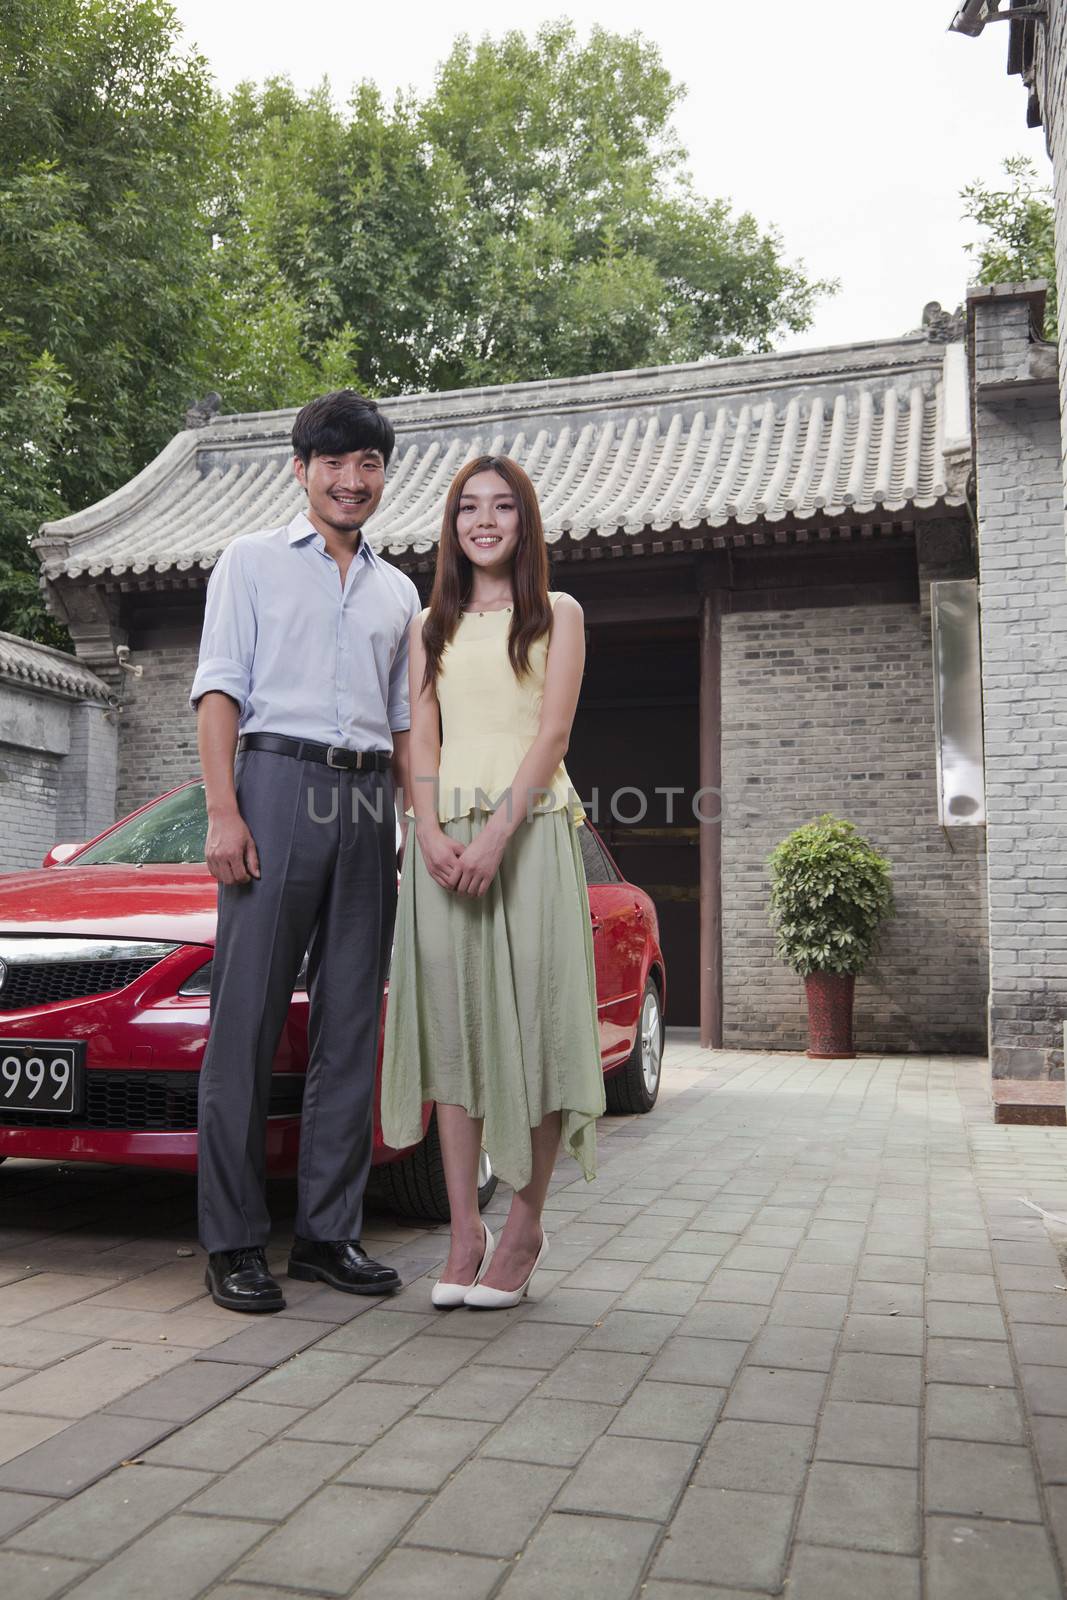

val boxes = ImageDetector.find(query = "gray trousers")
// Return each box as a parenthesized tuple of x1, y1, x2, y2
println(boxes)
(197, 748, 396, 1253)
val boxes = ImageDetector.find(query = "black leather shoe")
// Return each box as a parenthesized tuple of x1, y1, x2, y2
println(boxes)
(287, 1237, 401, 1295)
(205, 1247, 285, 1313)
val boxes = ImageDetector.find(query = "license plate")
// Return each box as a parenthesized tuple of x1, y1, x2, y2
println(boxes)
(0, 1041, 83, 1114)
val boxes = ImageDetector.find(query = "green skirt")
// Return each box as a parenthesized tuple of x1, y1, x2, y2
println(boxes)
(381, 810, 605, 1191)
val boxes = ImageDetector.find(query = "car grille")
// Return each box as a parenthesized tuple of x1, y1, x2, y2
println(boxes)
(0, 959, 161, 1012)
(0, 1071, 306, 1131)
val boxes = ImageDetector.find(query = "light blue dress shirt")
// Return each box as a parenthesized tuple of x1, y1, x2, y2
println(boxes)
(189, 511, 421, 750)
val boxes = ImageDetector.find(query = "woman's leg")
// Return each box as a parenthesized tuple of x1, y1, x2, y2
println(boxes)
(436, 1102, 490, 1283)
(479, 1109, 561, 1291)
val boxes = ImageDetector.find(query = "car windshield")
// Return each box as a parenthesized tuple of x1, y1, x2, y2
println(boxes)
(76, 784, 209, 866)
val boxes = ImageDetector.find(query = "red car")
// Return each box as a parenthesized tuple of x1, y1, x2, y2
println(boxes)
(0, 782, 665, 1220)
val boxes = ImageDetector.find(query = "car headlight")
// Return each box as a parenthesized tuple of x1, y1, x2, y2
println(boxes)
(179, 953, 309, 996)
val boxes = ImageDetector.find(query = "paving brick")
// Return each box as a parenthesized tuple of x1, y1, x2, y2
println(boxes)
(8, 1463, 210, 1558)
(767, 1291, 848, 1330)
(403, 1457, 566, 1558)
(194, 1317, 327, 1369)
(78, 1265, 203, 1315)
(1019, 1364, 1067, 1416)
(796, 1462, 920, 1554)
(925, 1516, 1061, 1600)
(239, 1350, 375, 1408)
(1032, 1414, 1067, 1484)
(841, 1315, 924, 1356)
(852, 1281, 924, 1316)
(495, 1512, 659, 1600)
(787, 1544, 920, 1600)
(858, 1256, 926, 1284)
(816, 1400, 919, 1468)
(288, 1380, 428, 1443)
(925, 1439, 1043, 1522)
(678, 1301, 768, 1341)
(0, 1415, 172, 1497)
(107, 1360, 264, 1423)
(614, 1277, 703, 1315)
(190, 1440, 353, 1519)
(0, 1490, 56, 1539)
(926, 1273, 999, 1304)
(609, 1379, 724, 1443)
(1004, 1292, 1067, 1327)
(781, 1262, 855, 1295)
(471, 1320, 584, 1369)
(62, 1513, 265, 1600)
(479, 1397, 613, 1466)
(926, 1338, 1016, 1387)
(316, 1311, 434, 1355)
(0, 1551, 89, 1599)
(0, 1329, 98, 1370)
(363, 1334, 484, 1386)
(653, 1485, 795, 1589)
(520, 1286, 620, 1323)
(144, 1398, 301, 1470)
(748, 1325, 839, 1372)
(580, 1309, 679, 1355)
(0, 1343, 187, 1419)
(647, 1337, 747, 1388)
(418, 1365, 541, 1422)
(354, 1547, 505, 1600)
(830, 1353, 922, 1404)
(0, 1275, 119, 1326)
(926, 1383, 1026, 1443)
(1011, 1324, 1067, 1367)
(701, 1269, 780, 1305)
(562, 1257, 642, 1291)
(720, 1245, 793, 1273)
(232, 1485, 420, 1593)
(0, 1414, 71, 1469)
(538, 1349, 648, 1405)
(337, 1417, 488, 1491)
(723, 1366, 826, 1425)
(693, 1420, 814, 1495)
(556, 1433, 697, 1520)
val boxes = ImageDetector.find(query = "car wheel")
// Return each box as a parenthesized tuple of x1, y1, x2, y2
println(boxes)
(604, 979, 663, 1115)
(366, 1109, 498, 1223)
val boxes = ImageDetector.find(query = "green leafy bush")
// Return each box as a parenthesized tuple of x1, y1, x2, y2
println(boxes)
(768, 815, 894, 977)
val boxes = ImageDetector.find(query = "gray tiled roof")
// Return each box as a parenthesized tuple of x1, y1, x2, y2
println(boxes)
(35, 334, 971, 582)
(0, 631, 112, 701)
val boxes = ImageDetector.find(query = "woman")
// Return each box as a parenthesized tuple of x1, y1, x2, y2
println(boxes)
(381, 455, 604, 1309)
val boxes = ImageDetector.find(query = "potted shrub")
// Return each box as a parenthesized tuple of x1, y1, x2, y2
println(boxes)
(768, 815, 894, 1058)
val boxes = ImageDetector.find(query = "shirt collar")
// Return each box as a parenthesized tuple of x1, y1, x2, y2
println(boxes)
(287, 510, 377, 565)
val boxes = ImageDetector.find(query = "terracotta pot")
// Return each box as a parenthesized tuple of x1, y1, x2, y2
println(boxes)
(804, 972, 856, 1058)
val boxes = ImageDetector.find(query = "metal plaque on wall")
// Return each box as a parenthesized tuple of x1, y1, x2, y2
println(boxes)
(931, 578, 986, 826)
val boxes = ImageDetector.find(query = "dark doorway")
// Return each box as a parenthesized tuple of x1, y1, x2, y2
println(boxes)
(568, 621, 700, 1026)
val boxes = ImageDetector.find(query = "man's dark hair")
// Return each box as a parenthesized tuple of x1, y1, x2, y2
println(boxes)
(292, 390, 395, 468)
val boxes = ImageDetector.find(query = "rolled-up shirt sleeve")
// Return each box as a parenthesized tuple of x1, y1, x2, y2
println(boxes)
(387, 588, 421, 733)
(189, 540, 257, 713)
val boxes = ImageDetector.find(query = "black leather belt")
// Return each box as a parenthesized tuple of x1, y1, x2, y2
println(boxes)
(238, 733, 391, 771)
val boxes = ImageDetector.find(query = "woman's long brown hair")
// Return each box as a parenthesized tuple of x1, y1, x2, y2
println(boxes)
(421, 456, 553, 692)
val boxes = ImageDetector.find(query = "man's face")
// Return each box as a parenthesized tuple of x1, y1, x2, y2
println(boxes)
(294, 447, 386, 537)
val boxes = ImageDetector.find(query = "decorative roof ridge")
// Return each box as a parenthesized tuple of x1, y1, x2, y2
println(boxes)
(0, 630, 112, 700)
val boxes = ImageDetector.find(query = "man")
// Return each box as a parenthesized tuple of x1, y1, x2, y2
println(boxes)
(190, 389, 419, 1313)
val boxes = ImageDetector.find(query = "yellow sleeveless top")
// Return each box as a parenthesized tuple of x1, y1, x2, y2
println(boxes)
(415, 592, 584, 826)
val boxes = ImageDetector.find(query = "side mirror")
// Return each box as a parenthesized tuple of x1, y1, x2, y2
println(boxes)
(42, 842, 85, 868)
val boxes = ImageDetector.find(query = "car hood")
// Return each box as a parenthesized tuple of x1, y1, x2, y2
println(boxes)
(0, 864, 216, 946)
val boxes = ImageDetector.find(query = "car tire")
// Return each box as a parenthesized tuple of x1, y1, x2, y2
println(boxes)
(366, 1109, 498, 1223)
(604, 979, 663, 1115)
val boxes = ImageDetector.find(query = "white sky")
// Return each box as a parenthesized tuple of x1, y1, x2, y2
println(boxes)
(171, 0, 1050, 353)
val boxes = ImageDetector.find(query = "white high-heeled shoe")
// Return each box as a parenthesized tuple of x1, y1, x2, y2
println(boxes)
(431, 1224, 496, 1309)
(464, 1231, 549, 1309)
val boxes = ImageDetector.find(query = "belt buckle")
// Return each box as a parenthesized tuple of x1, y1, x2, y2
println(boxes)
(326, 746, 362, 770)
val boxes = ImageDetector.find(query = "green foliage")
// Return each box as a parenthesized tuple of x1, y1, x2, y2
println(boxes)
(3, 8, 834, 645)
(768, 815, 894, 978)
(213, 22, 834, 399)
(962, 155, 1057, 338)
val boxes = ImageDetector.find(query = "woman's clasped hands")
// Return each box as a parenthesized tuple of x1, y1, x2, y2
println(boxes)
(418, 819, 507, 899)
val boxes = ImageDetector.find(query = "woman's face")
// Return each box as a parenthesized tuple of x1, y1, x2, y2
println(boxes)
(455, 470, 521, 574)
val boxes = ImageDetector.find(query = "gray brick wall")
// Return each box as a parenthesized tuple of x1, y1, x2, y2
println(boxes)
(115, 643, 201, 817)
(721, 601, 988, 1054)
(0, 744, 62, 870)
(1034, 0, 1067, 542)
(972, 292, 1067, 1079)
(55, 702, 118, 845)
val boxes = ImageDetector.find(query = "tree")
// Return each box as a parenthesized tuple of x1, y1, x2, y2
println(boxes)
(963, 155, 1057, 338)
(0, 0, 222, 641)
(214, 23, 833, 400)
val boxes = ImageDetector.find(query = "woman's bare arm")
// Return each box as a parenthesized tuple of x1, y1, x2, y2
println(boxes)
(408, 616, 464, 889)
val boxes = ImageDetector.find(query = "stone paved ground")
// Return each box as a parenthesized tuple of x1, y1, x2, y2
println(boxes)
(1, 1037, 1067, 1599)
